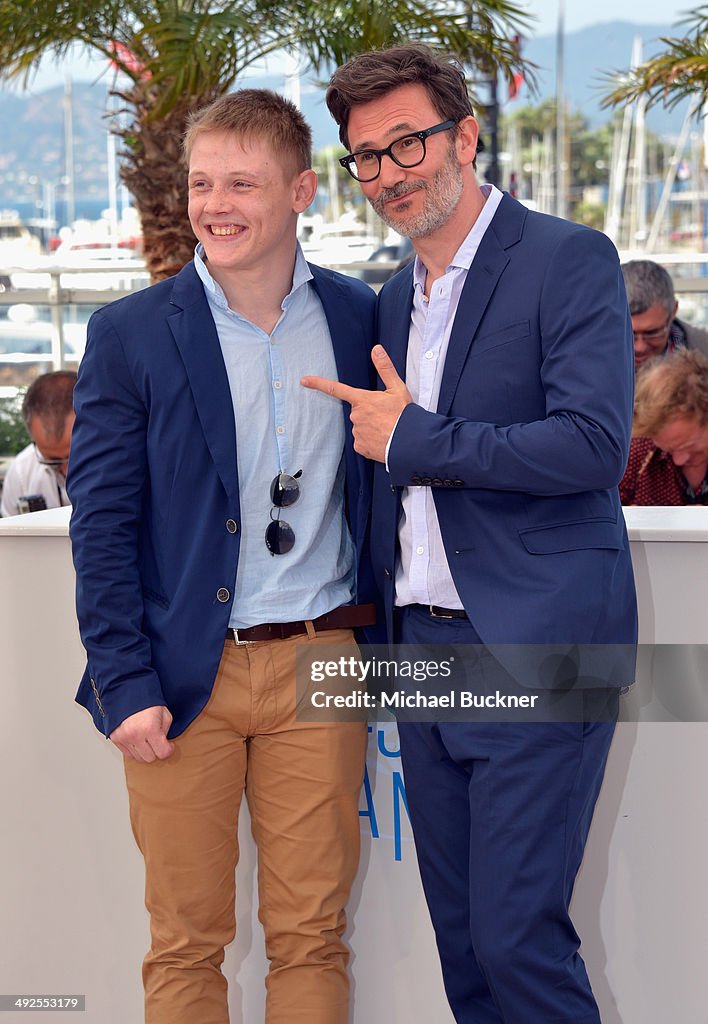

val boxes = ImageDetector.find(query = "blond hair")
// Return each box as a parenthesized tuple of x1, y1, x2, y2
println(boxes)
(183, 89, 312, 175)
(633, 348, 708, 437)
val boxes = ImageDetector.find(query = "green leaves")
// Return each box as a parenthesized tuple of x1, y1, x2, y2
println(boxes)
(602, 6, 708, 113)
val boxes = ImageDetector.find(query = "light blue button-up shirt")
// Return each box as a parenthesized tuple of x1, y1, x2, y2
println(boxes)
(194, 244, 355, 627)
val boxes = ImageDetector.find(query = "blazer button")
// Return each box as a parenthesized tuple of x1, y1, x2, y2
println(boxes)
(431, 478, 442, 486)
(216, 588, 230, 602)
(384, 568, 392, 579)
(453, 479, 464, 487)
(226, 519, 238, 534)
(421, 477, 433, 486)
(390, 484, 396, 493)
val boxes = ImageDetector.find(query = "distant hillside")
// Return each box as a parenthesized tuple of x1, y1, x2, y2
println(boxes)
(520, 20, 690, 134)
(0, 21, 693, 217)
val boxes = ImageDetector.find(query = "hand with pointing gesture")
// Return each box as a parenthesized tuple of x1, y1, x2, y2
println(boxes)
(302, 345, 412, 463)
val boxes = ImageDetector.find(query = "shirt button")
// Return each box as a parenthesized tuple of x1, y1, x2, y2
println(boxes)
(277, 426, 285, 435)
(425, 350, 434, 360)
(216, 588, 230, 603)
(416, 545, 424, 555)
(226, 519, 238, 534)
(273, 380, 282, 389)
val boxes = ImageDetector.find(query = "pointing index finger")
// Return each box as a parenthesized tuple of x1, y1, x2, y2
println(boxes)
(301, 375, 362, 405)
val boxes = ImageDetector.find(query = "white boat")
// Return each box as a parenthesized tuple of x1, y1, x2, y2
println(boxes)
(300, 214, 379, 267)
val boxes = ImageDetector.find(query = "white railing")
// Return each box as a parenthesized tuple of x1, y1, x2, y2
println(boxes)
(3, 252, 708, 374)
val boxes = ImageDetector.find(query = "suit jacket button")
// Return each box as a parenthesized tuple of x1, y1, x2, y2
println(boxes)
(390, 484, 396, 493)
(216, 588, 230, 602)
(431, 478, 442, 486)
(384, 568, 392, 579)
(411, 475, 422, 485)
(421, 477, 432, 485)
(226, 519, 238, 534)
(454, 479, 464, 487)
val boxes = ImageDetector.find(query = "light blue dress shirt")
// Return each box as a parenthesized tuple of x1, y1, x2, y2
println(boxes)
(194, 244, 355, 627)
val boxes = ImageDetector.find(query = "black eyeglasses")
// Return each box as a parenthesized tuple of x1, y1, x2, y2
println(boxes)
(33, 443, 69, 469)
(265, 470, 302, 555)
(339, 120, 457, 182)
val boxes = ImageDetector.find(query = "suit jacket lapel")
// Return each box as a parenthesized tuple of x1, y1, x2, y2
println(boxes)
(436, 192, 525, 416)
(310, 264, 372, 546)
(379, 265, 414, 380)
(168, 264, 239, 501)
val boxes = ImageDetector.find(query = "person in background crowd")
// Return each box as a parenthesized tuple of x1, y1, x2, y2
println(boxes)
(68, 89, 379, 1024)
(0, 369, 76, 516)
(621, 259, 708, 371)
(306, 43, 637, 1024)
(620, 348, 708, 505)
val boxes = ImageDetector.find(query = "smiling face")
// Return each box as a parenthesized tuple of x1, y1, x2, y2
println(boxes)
(652, 415, 708, 475)
(345, 83, 477, 240)
(187, 130, 316, 286)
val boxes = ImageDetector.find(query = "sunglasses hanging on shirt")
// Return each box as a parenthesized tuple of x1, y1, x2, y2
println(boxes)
(265, 470, 302, 555)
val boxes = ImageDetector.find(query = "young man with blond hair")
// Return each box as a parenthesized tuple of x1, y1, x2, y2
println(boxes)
(68, 89, 378, 1024)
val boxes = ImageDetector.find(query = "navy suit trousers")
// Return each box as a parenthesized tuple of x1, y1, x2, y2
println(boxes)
(396, 604, 616, 1024)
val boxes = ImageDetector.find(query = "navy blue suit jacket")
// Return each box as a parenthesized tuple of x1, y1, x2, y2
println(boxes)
(373, 194, 637, 660)
(68, 261, 380, 737)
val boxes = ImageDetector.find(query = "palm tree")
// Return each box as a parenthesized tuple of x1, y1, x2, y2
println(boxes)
(0, 1, 532, 280)
(602, 8, 708, 117)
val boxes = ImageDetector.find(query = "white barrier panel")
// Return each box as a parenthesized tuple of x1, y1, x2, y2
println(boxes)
(0, 506, 707, 1023)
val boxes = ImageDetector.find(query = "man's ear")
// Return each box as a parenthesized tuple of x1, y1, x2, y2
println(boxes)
(293, 169, 318, 213)
(456, 116, 480, 167)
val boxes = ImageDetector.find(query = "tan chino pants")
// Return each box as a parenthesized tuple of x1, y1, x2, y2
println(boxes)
(124, 628, 366, 1024)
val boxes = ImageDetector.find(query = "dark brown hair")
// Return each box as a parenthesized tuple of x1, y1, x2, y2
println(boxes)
(183, 89, 312, 174)
(326, 43, 484, 156)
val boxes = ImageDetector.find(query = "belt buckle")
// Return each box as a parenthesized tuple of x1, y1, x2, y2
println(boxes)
(429, 605, 456, 619)
(229, 627, 254, 646)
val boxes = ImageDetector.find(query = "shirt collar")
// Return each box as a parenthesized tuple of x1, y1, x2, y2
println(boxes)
(193, 241, 313, 313)
(413, 183, 504, 293)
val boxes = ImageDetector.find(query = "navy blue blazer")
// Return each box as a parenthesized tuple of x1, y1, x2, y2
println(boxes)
(373, 194, 638, 659)
(68, 261, 380, 737)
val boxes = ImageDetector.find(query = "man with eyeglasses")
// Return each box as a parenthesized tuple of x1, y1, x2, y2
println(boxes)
(622, 258, 708, 371)
(304, 44, 637, 1024)
(1, 370, 76, 517)
(67, 90, 380, 1024)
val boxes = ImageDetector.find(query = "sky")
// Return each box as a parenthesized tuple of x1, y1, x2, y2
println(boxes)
(3, 0, 696, 93)
(528, 0, 692, 35)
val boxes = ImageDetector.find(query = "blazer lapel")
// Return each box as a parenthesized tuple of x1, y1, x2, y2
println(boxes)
(436, 231, 509, 416)
(310, 264, 371, 545)
(168, 265, 239, 501)
(379, 265, 414, 380)
(436, 193, 526, 416)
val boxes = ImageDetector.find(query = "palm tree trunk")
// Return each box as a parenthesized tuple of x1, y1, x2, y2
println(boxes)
(114, 86, 221, 281)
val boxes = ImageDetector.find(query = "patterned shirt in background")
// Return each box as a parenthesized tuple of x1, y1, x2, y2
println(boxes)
(620, 436, 708, 505)
(667, 319, 689, 356)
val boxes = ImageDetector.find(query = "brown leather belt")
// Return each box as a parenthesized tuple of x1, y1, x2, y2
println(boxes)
(226, 603, 377, 644)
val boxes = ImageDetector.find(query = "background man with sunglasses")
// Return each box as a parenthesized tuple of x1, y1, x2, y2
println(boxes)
(622, 258, 708, 371)
(67, 90, 379, 1024)
(1, 369, 76, 517)
(304, 44, 637, 1024)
